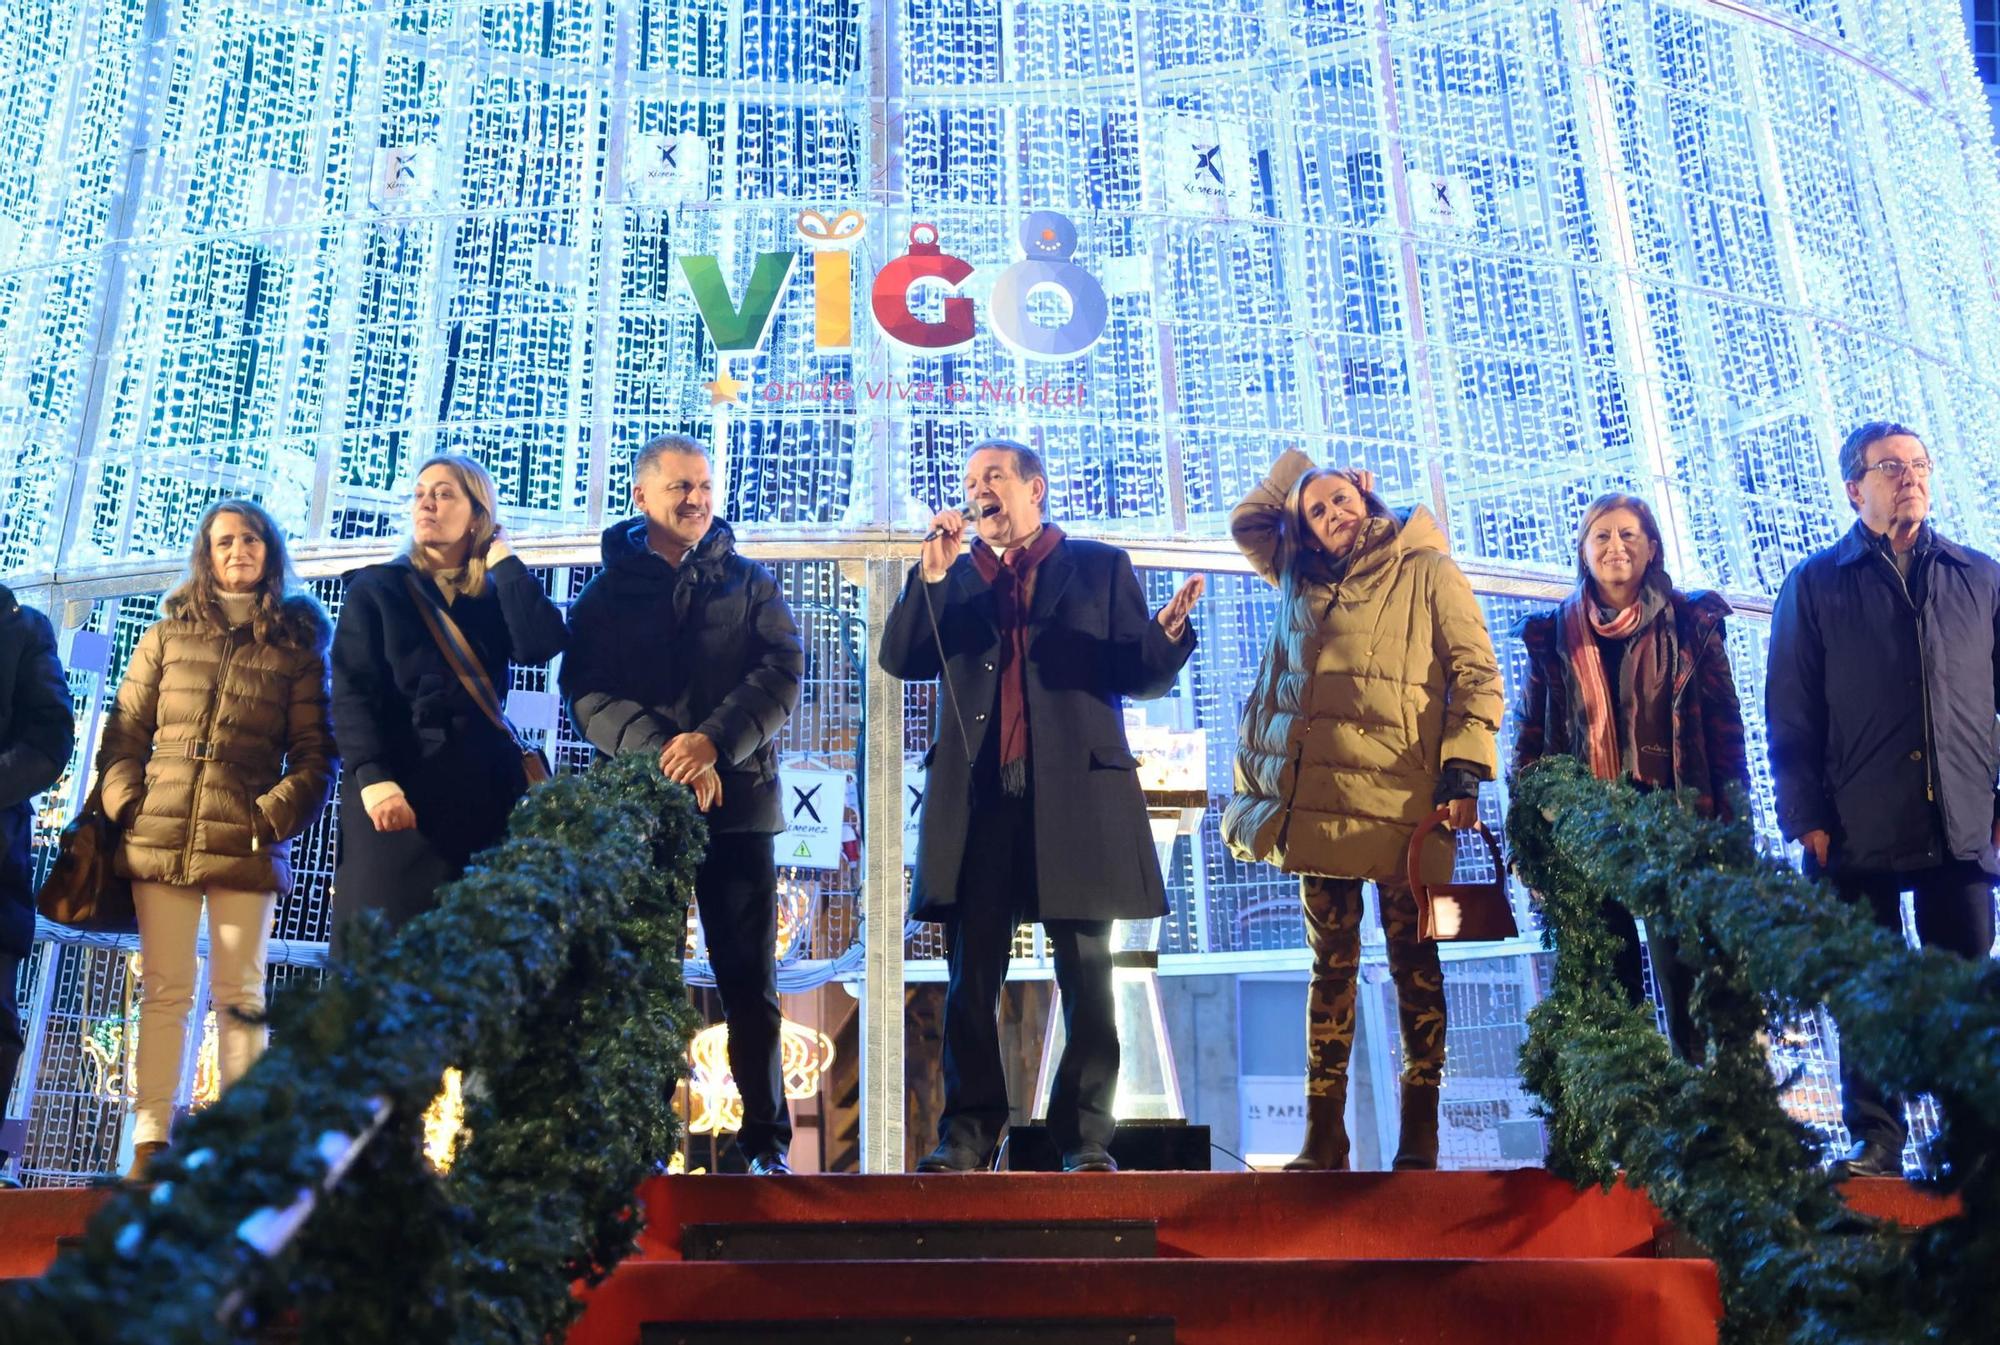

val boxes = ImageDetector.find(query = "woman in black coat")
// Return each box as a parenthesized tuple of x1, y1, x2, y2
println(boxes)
(0, 583, 74, 966)
(331, 454, 566, 935)
(1511, 493, 1750, 1060)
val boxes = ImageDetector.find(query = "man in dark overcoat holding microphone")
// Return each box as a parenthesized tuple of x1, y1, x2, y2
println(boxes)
(878, 437, 1203, 1173)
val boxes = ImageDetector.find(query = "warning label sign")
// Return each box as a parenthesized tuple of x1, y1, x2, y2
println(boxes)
(775, 767, 847, 871)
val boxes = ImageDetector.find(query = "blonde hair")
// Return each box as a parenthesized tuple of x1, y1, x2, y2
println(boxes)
(406, 453, 501, 598)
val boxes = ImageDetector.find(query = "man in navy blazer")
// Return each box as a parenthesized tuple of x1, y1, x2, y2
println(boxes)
(879, 439, 1202, 1173)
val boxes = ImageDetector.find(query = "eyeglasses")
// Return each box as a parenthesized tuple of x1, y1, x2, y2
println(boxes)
(1853, 459, 1933, 481)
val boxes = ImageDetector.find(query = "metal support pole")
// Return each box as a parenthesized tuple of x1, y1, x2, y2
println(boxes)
(858, 556, 907, 1171)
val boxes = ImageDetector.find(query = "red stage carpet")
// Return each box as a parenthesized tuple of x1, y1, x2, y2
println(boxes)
(0, 1171, 1961, 1342)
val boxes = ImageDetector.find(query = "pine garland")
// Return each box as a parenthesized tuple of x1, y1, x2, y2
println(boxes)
(1510, 756, 1998, 1345)
(1, 753, 701, 1344)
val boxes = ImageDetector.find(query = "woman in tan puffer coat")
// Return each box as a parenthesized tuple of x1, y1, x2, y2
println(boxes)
(1223, 450, 1502, 1172)
(96, 500, 334, 1179)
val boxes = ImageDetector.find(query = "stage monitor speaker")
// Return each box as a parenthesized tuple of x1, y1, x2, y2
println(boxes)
(1001, 1120, 1211, 1172)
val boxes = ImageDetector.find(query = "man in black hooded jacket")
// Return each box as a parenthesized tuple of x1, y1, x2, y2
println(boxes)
(1, 583, 75, 1185)
(562, 435, 804, 1174)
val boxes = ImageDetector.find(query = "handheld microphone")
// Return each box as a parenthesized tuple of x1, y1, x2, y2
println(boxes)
(922, 500, 998, 543)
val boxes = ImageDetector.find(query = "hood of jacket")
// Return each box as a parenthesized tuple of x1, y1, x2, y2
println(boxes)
(1295, 504, 1449, 595)
(598, 515, 739, 587)
(1347, 505, 1449, 568)
(159, 590, 331, 652)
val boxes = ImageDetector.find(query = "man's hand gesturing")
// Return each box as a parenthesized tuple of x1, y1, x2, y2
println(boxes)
(1155, 574, 1206, 641)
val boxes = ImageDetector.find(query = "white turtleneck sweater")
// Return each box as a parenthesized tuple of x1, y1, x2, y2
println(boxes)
(215, 590, 257, 627)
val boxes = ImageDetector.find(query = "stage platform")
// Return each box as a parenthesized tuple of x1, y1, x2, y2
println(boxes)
(0, 1172, 1962, 1343)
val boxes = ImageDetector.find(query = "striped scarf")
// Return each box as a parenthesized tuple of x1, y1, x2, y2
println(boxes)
(1559, 580, 1674, 787)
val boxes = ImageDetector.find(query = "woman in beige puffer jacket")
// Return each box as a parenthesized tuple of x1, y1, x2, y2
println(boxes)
(96, 500, 334, 1178)
(1222, 449, 1502, 1172)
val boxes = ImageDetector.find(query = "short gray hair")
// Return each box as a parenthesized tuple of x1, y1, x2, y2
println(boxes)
(635, 433, 707, 480)
(970, 436, 1044, 488)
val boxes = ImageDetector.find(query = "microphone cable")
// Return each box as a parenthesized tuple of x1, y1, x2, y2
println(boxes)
(915, 506, 986, 770)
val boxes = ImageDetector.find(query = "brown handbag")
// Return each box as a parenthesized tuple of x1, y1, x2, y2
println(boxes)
(36, 779, 137, 934)
(403, 572, 551, 786)
(1405, 805, 1518, 943)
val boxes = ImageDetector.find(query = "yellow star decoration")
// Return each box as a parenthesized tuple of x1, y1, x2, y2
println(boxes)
(703, 360, 746, 406)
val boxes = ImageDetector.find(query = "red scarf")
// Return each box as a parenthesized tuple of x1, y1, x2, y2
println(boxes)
(970, 524, 1064, 795)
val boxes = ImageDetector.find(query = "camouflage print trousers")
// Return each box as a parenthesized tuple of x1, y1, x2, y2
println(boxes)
(1300, 875, 1447, 1094)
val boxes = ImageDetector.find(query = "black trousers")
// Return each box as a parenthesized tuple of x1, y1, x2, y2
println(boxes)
(1, 949, 21, 1160)
(695, 831, 790, 1160)
(938, 792, 1117, 1158)
(1825, 858, 1996, 1147)
(1599, 898, 1701, 1062)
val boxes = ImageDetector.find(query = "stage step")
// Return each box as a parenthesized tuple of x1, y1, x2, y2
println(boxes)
(683, 1219, 1157, 1262)
(644, 1319, 1173, 1345)
(633, 1170, 1669, 1262)
(0, 1186, 116, 1279)
(577, 1256, 1722, 1345)
(563, 1172, 1740, 1345)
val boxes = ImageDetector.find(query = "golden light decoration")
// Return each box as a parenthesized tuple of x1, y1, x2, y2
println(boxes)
(772, 875, 815, 962)
(84, 952, 221, 1107)
(79, 1016, 130, 1103)
(422, 1068, 467, 1172)
(685, 1018, 836, 1136)
(189, 1011, 222, 1107)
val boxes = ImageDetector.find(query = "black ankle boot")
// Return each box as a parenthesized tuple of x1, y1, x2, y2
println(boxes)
(1831, 1135, 1903, 1180)
(1283, 1087, 1350, 1171)
(1392, 1082, 1440, 1171)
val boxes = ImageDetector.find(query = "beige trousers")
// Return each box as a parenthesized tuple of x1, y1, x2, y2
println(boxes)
(130, 881, 275, 1146)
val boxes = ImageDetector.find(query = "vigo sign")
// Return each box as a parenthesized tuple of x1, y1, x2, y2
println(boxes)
(678, 209, 1108, 404)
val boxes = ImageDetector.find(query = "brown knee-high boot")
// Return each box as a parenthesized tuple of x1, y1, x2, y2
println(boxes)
(1284, 1083, 1350, 1171)
(1392, 1080, 1440, 1170)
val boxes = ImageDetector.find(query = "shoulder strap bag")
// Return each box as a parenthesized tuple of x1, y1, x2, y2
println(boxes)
(403, 572, 552, 786)
(37, 776, 137, 933)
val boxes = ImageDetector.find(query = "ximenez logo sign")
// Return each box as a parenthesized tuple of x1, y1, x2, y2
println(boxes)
(680, 208, 1105, 406)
